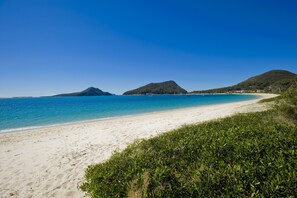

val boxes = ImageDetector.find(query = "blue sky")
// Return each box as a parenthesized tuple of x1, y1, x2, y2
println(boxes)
(0, 0, 296, 97)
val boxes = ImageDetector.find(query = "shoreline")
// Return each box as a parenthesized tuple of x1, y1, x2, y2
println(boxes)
(0, 93, 260, 134)
(0, 93, 277, 197)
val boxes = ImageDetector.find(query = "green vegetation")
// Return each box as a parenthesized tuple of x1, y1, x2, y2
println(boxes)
(258, 95, 281, 103)
(192, 70, 297, 93)
(123, 80, 187, 95)
(81, 87, 297, 197)
(54, 87, 113, 96)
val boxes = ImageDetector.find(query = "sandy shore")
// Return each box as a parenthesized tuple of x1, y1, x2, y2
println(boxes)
(0, 94, 277, 197)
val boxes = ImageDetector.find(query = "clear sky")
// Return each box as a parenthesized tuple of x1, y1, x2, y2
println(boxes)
(0, 0, 296, 97)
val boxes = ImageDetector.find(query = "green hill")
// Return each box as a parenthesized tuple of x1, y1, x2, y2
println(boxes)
(123, 80, 187, 95)
(192, 70, 297, 93)
(54, 87, 113, 96)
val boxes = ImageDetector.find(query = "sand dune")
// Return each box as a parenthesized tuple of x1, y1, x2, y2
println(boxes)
(0, 94, 276, 197)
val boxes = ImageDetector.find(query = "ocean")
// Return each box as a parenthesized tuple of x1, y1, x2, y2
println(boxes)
(0, 94, 258, 132)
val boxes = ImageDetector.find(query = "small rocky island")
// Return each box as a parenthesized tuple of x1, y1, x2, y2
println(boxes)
(54, 87, 113, 96)
(123, 80, 187, 95)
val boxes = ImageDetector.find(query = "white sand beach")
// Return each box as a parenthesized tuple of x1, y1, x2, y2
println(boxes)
(0, 94, 277, 197)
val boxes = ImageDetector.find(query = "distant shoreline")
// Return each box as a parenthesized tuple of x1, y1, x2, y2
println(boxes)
(0, 93, 262, 134)
(0, 92, 277, 99)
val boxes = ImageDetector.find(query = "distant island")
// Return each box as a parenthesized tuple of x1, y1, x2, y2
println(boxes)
(123, 80, 187, 95)
(192, 70, 297, 93)
(54, 87, 114, 96)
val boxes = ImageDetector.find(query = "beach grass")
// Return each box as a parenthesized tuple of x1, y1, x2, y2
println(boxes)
(258, 95, 281, 103)
(80, 88, 297, 197)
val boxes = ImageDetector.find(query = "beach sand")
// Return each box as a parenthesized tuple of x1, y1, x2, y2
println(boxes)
(0, 94, 277, 197)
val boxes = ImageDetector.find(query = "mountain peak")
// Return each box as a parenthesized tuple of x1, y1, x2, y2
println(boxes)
(238, 70, 296, 86)
(54, 87, 113, 97)
(123, 80, 187, 95)
(86, 87, 97, 90)
(262, 70, 295, 75)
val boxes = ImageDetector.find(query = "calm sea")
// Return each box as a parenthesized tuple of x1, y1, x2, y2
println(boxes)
(0, 94, 258, 132)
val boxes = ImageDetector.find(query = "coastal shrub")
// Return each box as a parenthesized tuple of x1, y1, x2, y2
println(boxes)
(276, 86, 297, 123)
(258, 95, 280, 103)
(80, 93, 297, 197)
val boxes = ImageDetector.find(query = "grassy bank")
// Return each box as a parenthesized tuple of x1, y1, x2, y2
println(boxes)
(80, 89, 297, 197)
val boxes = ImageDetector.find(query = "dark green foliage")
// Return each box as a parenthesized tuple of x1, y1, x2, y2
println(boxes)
(236, 70, 296, 90)
(54, 87, 113, 96)
(271, 76, 297, 92)
(275, 85, 297, 124)
(192, 70, 297, 93)
(123, 81, 187, 95)
(80, 91, 297, 197)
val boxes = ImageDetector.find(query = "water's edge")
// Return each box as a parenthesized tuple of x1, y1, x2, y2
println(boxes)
(0, 94, 261, 134)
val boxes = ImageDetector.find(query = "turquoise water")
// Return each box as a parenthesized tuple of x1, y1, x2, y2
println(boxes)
(0, 94, 258, 132)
